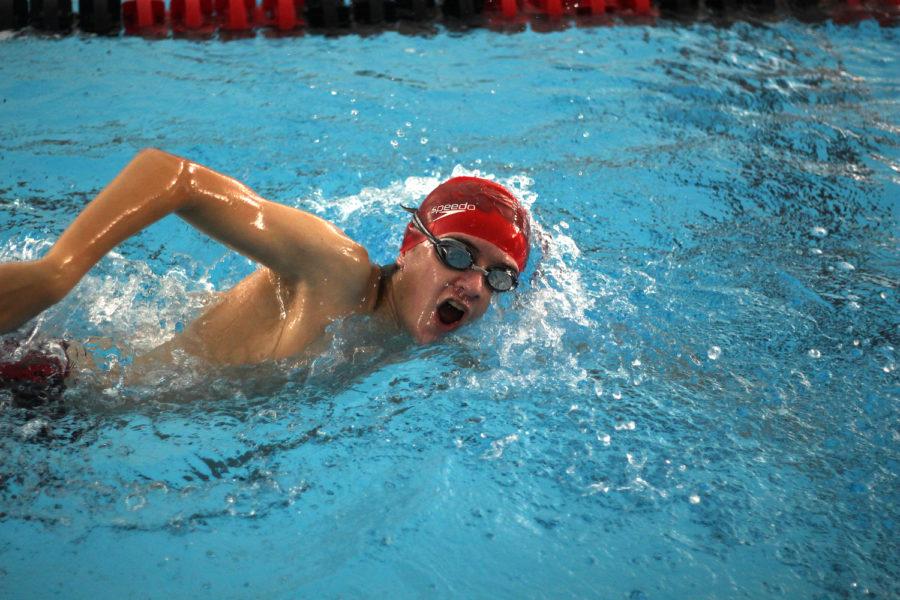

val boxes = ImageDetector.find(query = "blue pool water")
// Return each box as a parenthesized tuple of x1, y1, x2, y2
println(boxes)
(1, 19, 898, 599)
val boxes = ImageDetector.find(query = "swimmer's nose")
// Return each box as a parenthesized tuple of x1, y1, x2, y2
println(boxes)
(453, 268, 486, 299)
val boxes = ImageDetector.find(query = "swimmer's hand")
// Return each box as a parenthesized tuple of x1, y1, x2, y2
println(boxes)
(0, 259, 72, 334)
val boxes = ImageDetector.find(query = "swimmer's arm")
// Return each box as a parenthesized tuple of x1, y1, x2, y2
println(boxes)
(0, 148, 372, 334)
(173, 160, 372, 292)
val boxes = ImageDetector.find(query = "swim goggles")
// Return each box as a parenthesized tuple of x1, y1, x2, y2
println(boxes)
(402, 206, 519, 293)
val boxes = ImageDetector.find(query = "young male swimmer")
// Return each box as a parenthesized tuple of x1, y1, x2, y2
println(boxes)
(0, 148, 530, 388)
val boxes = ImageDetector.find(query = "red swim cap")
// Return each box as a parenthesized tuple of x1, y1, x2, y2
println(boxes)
(399, 177, 531, 272)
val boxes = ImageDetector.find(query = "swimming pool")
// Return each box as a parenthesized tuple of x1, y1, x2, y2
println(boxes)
(1, 17, 898, 599)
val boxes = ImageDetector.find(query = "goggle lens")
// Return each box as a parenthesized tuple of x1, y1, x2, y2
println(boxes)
(440, 243, 475, 270)
(487, 269, 515, 292)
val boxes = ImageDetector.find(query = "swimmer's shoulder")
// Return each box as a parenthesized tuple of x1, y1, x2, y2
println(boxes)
(284, 224, 380, 315)
(325, 246, 382, 314)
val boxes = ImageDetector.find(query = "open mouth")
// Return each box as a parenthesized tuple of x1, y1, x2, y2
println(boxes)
(437, 299, 466, 327)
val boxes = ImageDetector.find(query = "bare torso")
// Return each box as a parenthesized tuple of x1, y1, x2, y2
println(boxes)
(132, 265, 384, 368)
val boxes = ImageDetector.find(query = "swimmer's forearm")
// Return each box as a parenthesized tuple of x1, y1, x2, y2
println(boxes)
(44, 148, 191, 286)
(0, 260, 69, 333)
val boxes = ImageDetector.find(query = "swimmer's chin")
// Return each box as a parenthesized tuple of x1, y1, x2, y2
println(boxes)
(408, 315, 466, 345)
(408, 327, 443, 345)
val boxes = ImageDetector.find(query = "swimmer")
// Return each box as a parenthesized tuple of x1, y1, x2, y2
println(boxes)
(0, 148, 530, 391)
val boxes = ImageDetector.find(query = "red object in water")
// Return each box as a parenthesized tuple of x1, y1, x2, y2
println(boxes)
(631, 0, 649, 12)
(276, 0, 295, 28)
(216, 0, 256, 29)
(228, 0, 250, 28)
(484, 0, 520, 18)
(500, 0, 517, 16)
(261, 0, 304, 29)
(0, 340, 70, 387)
(171, 0, 214, 28)
(570, 0, 604, 14)
(122, 0, 166, 33)
(545, 0, 563, 15)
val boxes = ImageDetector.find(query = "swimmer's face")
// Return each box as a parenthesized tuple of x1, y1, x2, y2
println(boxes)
(394, 234, 518, 344)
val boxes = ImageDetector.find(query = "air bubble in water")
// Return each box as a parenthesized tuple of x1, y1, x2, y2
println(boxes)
(836, 261, 855, 271)
(808, 349, 821, 358)
(707, 346, 722, 360)
(125, 494, 146, 511)
(811, 226, 828, 237)
(689, 494, 701, 504)
(588, 482, 610, 494)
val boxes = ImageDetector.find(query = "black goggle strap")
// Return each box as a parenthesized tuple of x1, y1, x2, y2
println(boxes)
(401, 206, 442, 248)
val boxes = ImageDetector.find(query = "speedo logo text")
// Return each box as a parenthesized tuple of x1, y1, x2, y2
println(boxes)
(431, 203, 476, 216)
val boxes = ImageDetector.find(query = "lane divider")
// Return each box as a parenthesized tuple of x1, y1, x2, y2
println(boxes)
(2, 0, 896, 34)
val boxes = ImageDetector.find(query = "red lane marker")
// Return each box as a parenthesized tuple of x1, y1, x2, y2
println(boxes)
(137, 0, 153, 26)
(501, 0, 517, 17)
(275, 0, 303, 29)
(172, 0, 215, 33)
(123, 0, 166, 34)
(225, 0, 252, 29)
(185, 0, 204, 27)
(276, 0, 292, 28)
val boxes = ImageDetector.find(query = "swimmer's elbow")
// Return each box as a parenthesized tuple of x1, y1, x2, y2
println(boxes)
(135, 147, 182, 162)
(130, 147, 170, 170)
(132, 147, 191, 174)
(131, 147, 193, 205)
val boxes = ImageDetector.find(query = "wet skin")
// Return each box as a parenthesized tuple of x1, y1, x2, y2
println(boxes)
(0, 149, 515, 369)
